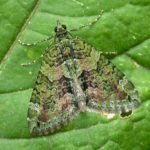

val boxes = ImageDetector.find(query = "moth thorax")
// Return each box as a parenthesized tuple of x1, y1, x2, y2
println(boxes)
(78, 101, 86, 112)
(54, 22, 67, 37)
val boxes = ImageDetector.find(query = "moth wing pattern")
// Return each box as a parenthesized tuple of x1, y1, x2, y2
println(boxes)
(26, 21, 141, 136)
(75, 37, 141, 117)
(27, 42, 79, 136)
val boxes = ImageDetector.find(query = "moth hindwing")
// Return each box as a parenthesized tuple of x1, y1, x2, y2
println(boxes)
(23, 21, 141, 136)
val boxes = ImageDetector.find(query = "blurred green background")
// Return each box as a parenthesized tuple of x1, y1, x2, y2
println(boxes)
(0, 0, 150, 150)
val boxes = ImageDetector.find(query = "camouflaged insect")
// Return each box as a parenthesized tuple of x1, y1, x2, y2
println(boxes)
(23, 17, 141, 136)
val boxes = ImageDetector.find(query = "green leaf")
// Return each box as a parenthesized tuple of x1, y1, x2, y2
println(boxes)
(0, 0, 150, 150)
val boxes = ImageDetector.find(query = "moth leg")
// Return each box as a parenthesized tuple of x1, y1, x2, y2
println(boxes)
(18, 35, 54, 46)
(20, 55, 43, 66)
(70, 10, 104, 32)
(101, 51, 118, 56)
(28, 105, 78, 136)
(20, 42, 52, 66)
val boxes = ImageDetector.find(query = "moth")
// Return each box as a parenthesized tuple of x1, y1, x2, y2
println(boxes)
(19, 11, 141, 136)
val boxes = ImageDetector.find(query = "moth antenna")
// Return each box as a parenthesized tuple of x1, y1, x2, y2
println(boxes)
(69, 10, 104, 32)
(18, 35, 54, 46)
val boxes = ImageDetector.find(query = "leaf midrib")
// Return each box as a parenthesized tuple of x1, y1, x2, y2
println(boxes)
(0, 0, 40, 65)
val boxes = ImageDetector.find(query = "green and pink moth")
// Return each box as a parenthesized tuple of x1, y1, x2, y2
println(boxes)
(19, 11, 141, 136)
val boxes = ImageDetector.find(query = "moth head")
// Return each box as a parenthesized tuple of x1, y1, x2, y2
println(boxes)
(54, 20, 67, 36)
